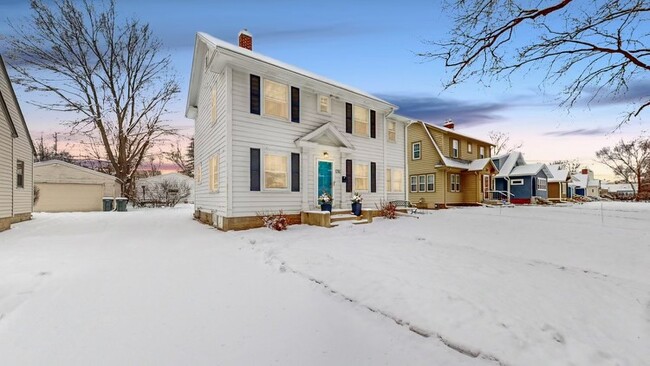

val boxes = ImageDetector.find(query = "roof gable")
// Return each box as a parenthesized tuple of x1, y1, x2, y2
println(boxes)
(34, 159, 118, 182)
(0, 55, 35, 153)
(295, 122, 355, 150)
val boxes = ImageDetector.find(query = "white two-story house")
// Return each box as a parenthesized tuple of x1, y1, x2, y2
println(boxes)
(186, 31, 411, 230)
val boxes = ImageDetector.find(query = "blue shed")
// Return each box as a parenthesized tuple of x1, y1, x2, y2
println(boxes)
(491, 152, 552, 204)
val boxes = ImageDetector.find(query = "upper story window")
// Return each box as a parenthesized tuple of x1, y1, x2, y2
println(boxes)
(264, 153, 289, 189)
(479, 146, 486, 159)
(387, 121, 396, 143)
(353, 105, 369, 136)
(16, 160, 24, 188)
(318, 94, 331, 114)
(452, 139, 459, 158)
(468, 143, 473, 153)
(412, 142, 421, 160)
(263, 79, 289, 120)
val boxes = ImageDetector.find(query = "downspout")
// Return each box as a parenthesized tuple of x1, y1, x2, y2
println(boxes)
(403, 117, 414, 202)
(382, 108, 390, 202)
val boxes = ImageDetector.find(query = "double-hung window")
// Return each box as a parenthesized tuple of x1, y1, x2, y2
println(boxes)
(452, 139, 459, 158)
(418, 175, 426, 192)
(387, 168, 403, 192)
(427, 174, 435, 192)
(410, 176, 418, 192)
(537, 178, 547, 191)
(355, 163, 369, 191)
(263, 79, 289, 120)
(479, 146, 485, 159)
(318, 94, 331, 114)
(450, 174, 461, 192)
(264, 153, 288, 189)
(387, 121, 396, 143)
(412, 142, 421, 160)
(468, 143, 473, 154)
(353, 106, 369, 136)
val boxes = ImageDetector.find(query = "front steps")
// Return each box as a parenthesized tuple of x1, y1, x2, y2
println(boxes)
(301, 208, 373, 228)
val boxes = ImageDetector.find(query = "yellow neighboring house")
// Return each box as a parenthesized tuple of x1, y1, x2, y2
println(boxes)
(407, 120, 497, 208)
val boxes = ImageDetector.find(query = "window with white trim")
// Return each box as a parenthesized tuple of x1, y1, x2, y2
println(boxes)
(211, 86, 217, 124)
(450, 174, 461, 192)
(263, 79, 289, 120)
(468, 143, 473, 154)
(386, 168, 403, 192)
(412, 142, 421, 160)
(452, 139, 459, 158)
(479, 146, 485, 159)
(264, 153, 288, 189)
(318, 94, 331, 114)
(209, 155, 219, 192)
(387, 121, 396, 143)
(418, 175, 426, 192)
(537, 177, 547, 190)
(511, 178, 524, 185)
(353, 105, 369, 136)
(355, 163, 369, 191)
(410, 176, 417, 192)
(427, 174, 435, 192)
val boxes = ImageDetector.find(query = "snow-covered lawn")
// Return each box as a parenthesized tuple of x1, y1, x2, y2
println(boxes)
(1, 202, 649, 365)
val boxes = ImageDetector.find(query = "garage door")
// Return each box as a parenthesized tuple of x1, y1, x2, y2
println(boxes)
(35, 183, 104, 212)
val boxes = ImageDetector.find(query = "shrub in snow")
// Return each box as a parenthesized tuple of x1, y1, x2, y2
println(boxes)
(351, 192, 363, 203)
(377, 200, 397, 219)
(260, 210, 289, 231)
(136, 180, 191, 207)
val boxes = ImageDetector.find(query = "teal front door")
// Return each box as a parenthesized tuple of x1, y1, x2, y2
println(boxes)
(317, 161, 333, 200)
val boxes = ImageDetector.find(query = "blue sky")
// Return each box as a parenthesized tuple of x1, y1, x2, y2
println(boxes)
(1, 0, 647, 179)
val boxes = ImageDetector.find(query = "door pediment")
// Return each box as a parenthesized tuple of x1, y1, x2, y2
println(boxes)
(295, 122, 355, 150)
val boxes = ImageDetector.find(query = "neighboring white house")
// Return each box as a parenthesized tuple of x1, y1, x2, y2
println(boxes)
(601, 183, 637, 198)
(572, 168, 601, 198)
(1, 55, 34, 232)
(186, 31, 411, 230)
(34, 160, 121, 212)
(135, 172, 194, 204)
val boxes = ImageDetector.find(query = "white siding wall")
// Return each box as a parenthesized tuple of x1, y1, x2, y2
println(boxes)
(385, 116, 407, 202)
(229, 68, 400, 217)
(0, 66, 33, 217)
(193, 66, 229, 216)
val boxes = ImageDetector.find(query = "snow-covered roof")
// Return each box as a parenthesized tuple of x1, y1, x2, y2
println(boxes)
(572, 174, 601, 188)
(509, 163, 552, 178)
(136, 172, 193, 185)
(468, 158, 494, 171)
(601, 183, 637, 193)
(186, 32, 395, 118)
(494, 151, 526, 178)
(34, 159, 118, 181)
(547, 168, 569, 183)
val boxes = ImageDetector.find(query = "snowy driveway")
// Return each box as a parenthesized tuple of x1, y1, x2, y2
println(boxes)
(0, 206, 482, 365)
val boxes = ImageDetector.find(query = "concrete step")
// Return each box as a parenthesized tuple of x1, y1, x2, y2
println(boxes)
(331, 214, 361, 222)
(351, 219, 369, 225)
(331, 208, 353, 215)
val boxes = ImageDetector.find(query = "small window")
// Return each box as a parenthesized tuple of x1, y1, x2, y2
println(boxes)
(387, 168, 403, 192)
(418, 175, 426, 192)
(450, 174, 461, 192)
(479, 146, 485, 159)
(387, 121, 396, 143)
(355, 163, 369, 191)
(211, 86, 217, 124)
(427, 174, 435, 192)
(318, 94, 331, 114)
(468, 143, 473, 153)
(412, 142, 421, 160)
(16, 160, 25, 188)
(452, 139, 459, 158)
(410, 176, 417, 192)
(511, 179, 524, 185)
(537, 178, 547, 191)
(353, 105, 369, 136)
(264, 153, 288, 189)
(209, 155, 219, 192)
(263, 79, 289, 120)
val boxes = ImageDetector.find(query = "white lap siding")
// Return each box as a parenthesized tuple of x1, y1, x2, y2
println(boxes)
(194, 67, 229, 216)
(385, 115, 407, 203)
(0, 113, 12, 219)
(230, 68, 391, 217)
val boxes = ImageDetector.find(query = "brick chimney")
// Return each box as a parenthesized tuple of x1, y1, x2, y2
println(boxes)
(581, 168, 589, 174)
(443, 119, 455, 130)
(238, 29, 252, 51)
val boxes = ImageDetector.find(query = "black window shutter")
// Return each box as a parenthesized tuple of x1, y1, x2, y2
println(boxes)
(370, 162, 377, 192)
(250, 75, 261, 115)
(291, 87, 300, 123)
(250, 148, 261, 191)
(346, 159, 353, 192)
(291, 153, 300, 192)
(370, 110, 376, 138)
(345, 103, 352, 133)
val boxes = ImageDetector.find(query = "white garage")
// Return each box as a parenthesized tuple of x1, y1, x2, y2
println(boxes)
(34, 160, 121, 212)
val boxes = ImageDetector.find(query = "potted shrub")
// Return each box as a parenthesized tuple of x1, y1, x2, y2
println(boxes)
(351, 192, 363, 216)
(318, 192, 333, 212)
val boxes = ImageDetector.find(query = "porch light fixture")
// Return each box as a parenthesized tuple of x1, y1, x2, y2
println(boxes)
(323, 151, 329, 158)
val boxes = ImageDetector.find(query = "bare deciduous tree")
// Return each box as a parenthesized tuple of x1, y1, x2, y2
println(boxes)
(596, 138, 650, 200)
(165, 136, 194, 177)
(551, 158, 582, 174)
(489, 130, 523, 155)
(6, 0, 180, 197)
(423, 0, 650, 126)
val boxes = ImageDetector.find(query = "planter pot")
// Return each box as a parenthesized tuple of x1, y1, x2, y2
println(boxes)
(320, 203, 332, 212)
(351, 202, 362, 216)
